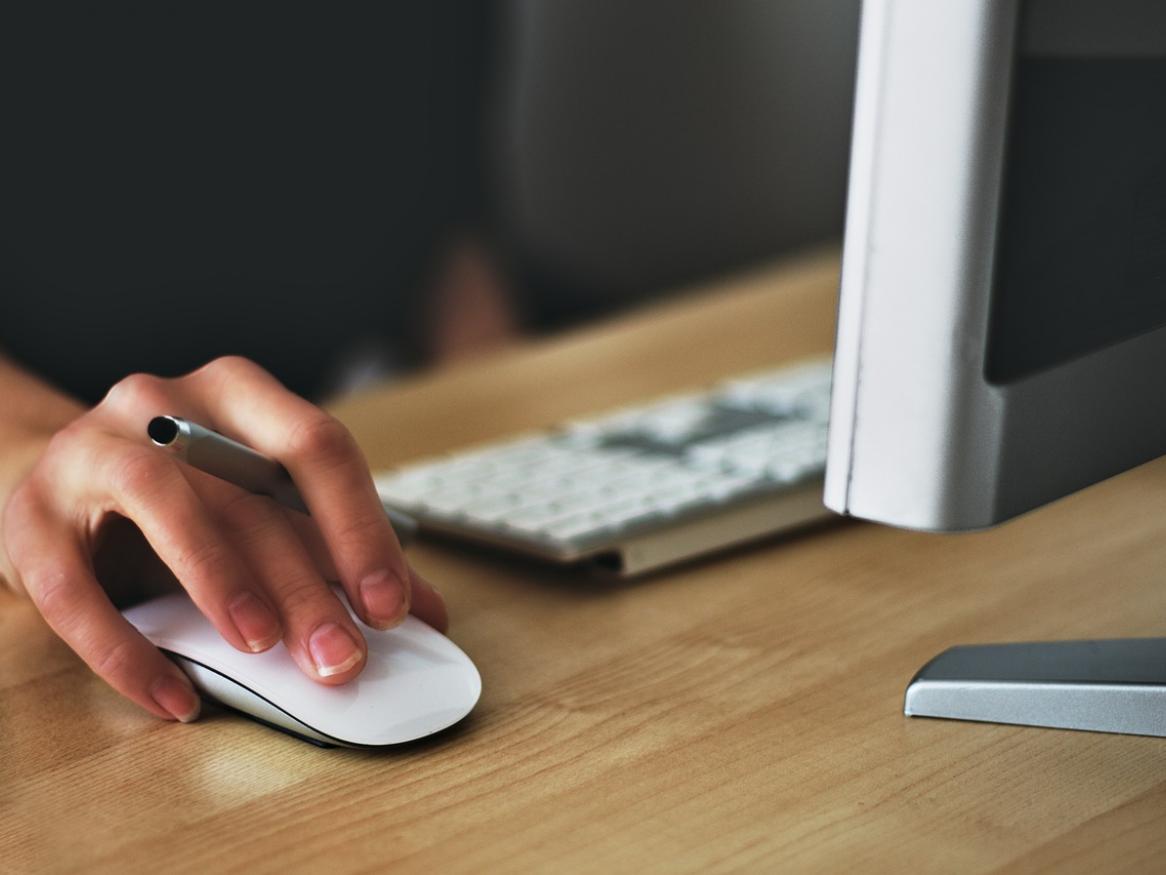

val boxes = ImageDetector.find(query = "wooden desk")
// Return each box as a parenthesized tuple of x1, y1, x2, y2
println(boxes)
(4, 250, 1165, 873)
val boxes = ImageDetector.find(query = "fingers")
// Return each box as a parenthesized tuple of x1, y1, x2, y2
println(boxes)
(407, 567, 449, 633)
(5, 491, 200, 723)
(71, 432, 283, 656)
(211, 485, 367, 683)
(285, 512, 448, 633)
(190, 357, 410, 630)
(16, 361, 444, 724)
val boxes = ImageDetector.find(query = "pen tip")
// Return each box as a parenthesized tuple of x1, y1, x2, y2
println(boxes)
(148, 416, 181, 447)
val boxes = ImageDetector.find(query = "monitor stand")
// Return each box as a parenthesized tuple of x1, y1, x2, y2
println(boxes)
(904, 638, 1166, 737)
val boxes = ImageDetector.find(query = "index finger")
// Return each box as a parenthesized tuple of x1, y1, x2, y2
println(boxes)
(189, 357, 410, 630)
(6, 495, 201, 723)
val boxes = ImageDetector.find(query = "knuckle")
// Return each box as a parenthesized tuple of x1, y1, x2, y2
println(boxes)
(174, 539, 234, 584)
(41, 426, 78, 464)
(286, 414, 356, 465)
(217, 492, 283, 543)
(91, 637, 139, 683)
(275, 575, 331, 618)
(109, 450, 173, 499)
(101, 372, 167, 414)
(34, 426, 99, 498)
(218, 490, 276, 524)
(39, 420, 96, 474)
(26, 566, 78, 625)
(333, 511, 390, 550)
(191, 355, 255, 384)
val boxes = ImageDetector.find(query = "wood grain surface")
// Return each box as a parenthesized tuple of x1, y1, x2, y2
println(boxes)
(3, 250, 1165, 873)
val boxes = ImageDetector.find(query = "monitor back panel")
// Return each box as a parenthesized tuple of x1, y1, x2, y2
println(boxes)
(826, 0, 1166, 531)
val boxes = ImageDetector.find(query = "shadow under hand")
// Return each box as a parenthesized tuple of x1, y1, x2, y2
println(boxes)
(92, 513, 183, 608)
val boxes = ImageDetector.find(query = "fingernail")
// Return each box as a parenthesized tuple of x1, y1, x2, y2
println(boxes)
(308, 622, 363, 677)
(151, 674, 201, 723)
(359, 569, 408, 629)
(228, 591, 282, 652)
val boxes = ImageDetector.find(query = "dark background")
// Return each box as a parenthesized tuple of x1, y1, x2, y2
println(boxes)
(0, 2, 860, 402)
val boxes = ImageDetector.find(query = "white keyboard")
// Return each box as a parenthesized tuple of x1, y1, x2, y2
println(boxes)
(375, 357, 834, 575)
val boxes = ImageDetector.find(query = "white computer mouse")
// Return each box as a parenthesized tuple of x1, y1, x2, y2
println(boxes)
(122, 591, 481, 748)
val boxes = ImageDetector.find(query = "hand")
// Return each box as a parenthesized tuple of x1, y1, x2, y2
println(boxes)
(1, 356, 447, 723)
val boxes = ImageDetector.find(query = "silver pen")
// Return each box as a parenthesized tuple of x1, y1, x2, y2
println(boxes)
(147, 415, 418, 545)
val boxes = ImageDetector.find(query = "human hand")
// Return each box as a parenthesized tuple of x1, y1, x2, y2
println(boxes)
(1, 356, 447, 723)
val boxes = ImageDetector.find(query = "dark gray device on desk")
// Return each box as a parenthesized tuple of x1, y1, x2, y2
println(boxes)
(825, 0, 1166, 736)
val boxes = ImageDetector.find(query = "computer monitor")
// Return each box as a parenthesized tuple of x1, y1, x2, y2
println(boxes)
(824, 0, 1166, 736)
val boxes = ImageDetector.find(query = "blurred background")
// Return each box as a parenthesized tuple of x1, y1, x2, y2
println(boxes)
(493, 0, 859, 331)
(0, 1, 860, 404)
